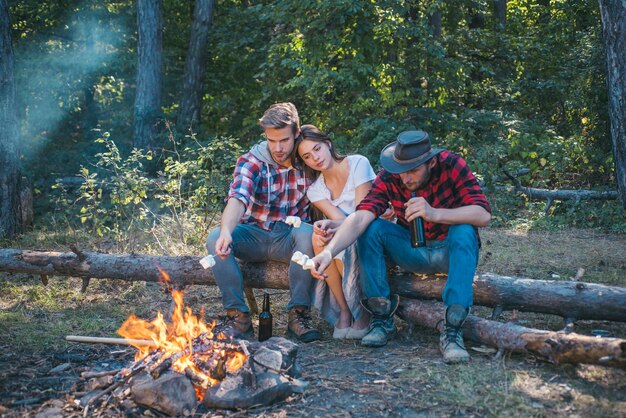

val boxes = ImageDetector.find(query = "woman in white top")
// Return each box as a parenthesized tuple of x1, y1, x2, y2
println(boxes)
(292, 125, 376, 339)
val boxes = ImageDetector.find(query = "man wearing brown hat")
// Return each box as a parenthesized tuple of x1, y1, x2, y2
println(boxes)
(309, 130, 491, 363)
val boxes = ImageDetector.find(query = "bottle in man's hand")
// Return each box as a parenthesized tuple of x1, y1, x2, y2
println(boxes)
(409, 192, 426, 247)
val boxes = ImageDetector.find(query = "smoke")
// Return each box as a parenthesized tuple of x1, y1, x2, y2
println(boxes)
(14, 2, 130, 162)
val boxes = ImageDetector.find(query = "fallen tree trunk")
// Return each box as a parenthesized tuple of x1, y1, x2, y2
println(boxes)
(393, 272, 626, 323)
(1, 248, 625, 323)
(500, 171, 619, 212)
(397, 298, 626, 370)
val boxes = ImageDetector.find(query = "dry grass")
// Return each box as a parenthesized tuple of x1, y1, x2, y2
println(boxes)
(479, 228, 626, 286)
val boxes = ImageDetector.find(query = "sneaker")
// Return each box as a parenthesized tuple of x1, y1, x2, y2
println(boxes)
(439, 304, 470, 364)
(344, 326, 370, 340)
(360, 296, 399, 347)
(332, 325, 351, 339)
(287, 307, 321, 343)
(214, 309, 254, 340)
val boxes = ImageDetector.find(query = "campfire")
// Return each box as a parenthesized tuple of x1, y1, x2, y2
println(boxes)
(117, 269, 247, 399)
(77, 270, 306, 416)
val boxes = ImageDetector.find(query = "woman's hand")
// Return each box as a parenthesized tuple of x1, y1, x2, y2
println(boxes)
(312, 231, 333, 247)
(380, 203, 396, 222)
(310, 249, 333, 280)
(314, 220, 338, 236)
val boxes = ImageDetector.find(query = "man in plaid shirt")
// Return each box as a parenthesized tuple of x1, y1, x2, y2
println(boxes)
(206, 102, 320, 342)
(309, 130, 491, 363)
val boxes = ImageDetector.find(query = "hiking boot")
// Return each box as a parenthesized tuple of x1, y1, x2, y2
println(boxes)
(287, 306, 321, 343)
(361, 295, 399, 347)
(439, 304, 470, 364)
(214, 309, 254, 340)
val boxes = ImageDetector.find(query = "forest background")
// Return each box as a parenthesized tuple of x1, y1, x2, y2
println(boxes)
(0, 0, 625, 241)
(0, 1, 626, 416)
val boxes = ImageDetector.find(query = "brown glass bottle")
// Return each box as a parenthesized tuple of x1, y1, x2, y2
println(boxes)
(409, 192, 426, 247)
(258, 292, 273, 342)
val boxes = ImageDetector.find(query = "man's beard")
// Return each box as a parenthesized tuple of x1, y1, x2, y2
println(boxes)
(272, 152, 290, 164)
(403, 167, 432, 191)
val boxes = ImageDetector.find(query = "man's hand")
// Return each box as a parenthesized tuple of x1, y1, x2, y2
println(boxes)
(310, 249, 333, 280)
(405, 196, 437, 223)
(214, 231, 233, 259)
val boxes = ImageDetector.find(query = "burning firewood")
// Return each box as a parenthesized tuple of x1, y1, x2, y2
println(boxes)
(68, 268, 306, 415)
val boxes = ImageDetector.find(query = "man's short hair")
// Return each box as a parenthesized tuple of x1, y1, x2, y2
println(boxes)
(259, 102, 300, 134)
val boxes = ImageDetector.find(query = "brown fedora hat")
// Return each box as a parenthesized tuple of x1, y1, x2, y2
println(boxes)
(380, 130, 444, 174)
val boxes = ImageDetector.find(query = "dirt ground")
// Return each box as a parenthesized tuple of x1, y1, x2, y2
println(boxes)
(1, 228, 626, 417)
(1, 304, 625, 418)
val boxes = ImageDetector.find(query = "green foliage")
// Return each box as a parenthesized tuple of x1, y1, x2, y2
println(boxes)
(487, 191, 626, 234)
(8, 0, 623, 234)
(51, 130, 241, 247)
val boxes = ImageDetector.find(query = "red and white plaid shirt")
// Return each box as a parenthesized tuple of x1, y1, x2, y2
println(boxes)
(228, 148, 311, 230)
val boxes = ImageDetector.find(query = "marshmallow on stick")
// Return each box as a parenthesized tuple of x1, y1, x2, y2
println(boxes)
(291, 251, 315, 270)
(199, 254, 216, 269)
(284, 216, 302, 228)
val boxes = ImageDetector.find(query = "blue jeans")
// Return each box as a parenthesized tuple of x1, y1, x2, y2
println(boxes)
(206, 222, 315, 312)
(357, 220, 479, 309)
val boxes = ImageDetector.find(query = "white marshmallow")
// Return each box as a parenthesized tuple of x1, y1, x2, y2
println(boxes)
(285, 216, 302, 228)
(302, 258, 315, 270)
(291, 251, 315, 270)
(199, 255, 216, 269)
(291, 251, 304, 263)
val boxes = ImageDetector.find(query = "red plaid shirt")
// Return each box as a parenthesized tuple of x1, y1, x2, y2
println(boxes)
(228, 150, 311, 230)
(356, 151, 490, 241)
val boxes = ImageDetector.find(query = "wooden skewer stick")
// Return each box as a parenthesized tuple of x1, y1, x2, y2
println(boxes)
(66, 335, 157, 347)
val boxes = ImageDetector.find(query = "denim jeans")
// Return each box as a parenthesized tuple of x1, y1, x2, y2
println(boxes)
(206, 222, 315, 312)
(357, 220, 479, 309)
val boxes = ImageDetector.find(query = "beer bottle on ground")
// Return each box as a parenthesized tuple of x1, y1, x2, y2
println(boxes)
(258, 292, 273, 342)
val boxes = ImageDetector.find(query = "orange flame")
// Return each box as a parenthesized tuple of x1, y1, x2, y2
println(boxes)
(117, 268, 246, 399)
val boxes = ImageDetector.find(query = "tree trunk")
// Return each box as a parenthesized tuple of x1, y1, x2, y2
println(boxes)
(392, 271, 626, 323)
(468, 1, 485, 30)
(493, 0, 506, 31)
(427, 1, 442, 38)
(133, 0, 163, 151)
(1, 248, 625, 323)
(177, 0, 214, 131)
(397, 298, 626, 370)
(598, 0, 626, 208)
(0, 0, 22, 239)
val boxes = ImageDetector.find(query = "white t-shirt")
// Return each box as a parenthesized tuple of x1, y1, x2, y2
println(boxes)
(307, 154, 376, 215)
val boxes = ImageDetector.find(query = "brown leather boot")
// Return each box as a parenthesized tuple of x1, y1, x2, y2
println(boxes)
(214, 309, 254, 340)
(287, 306, 321, 343)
